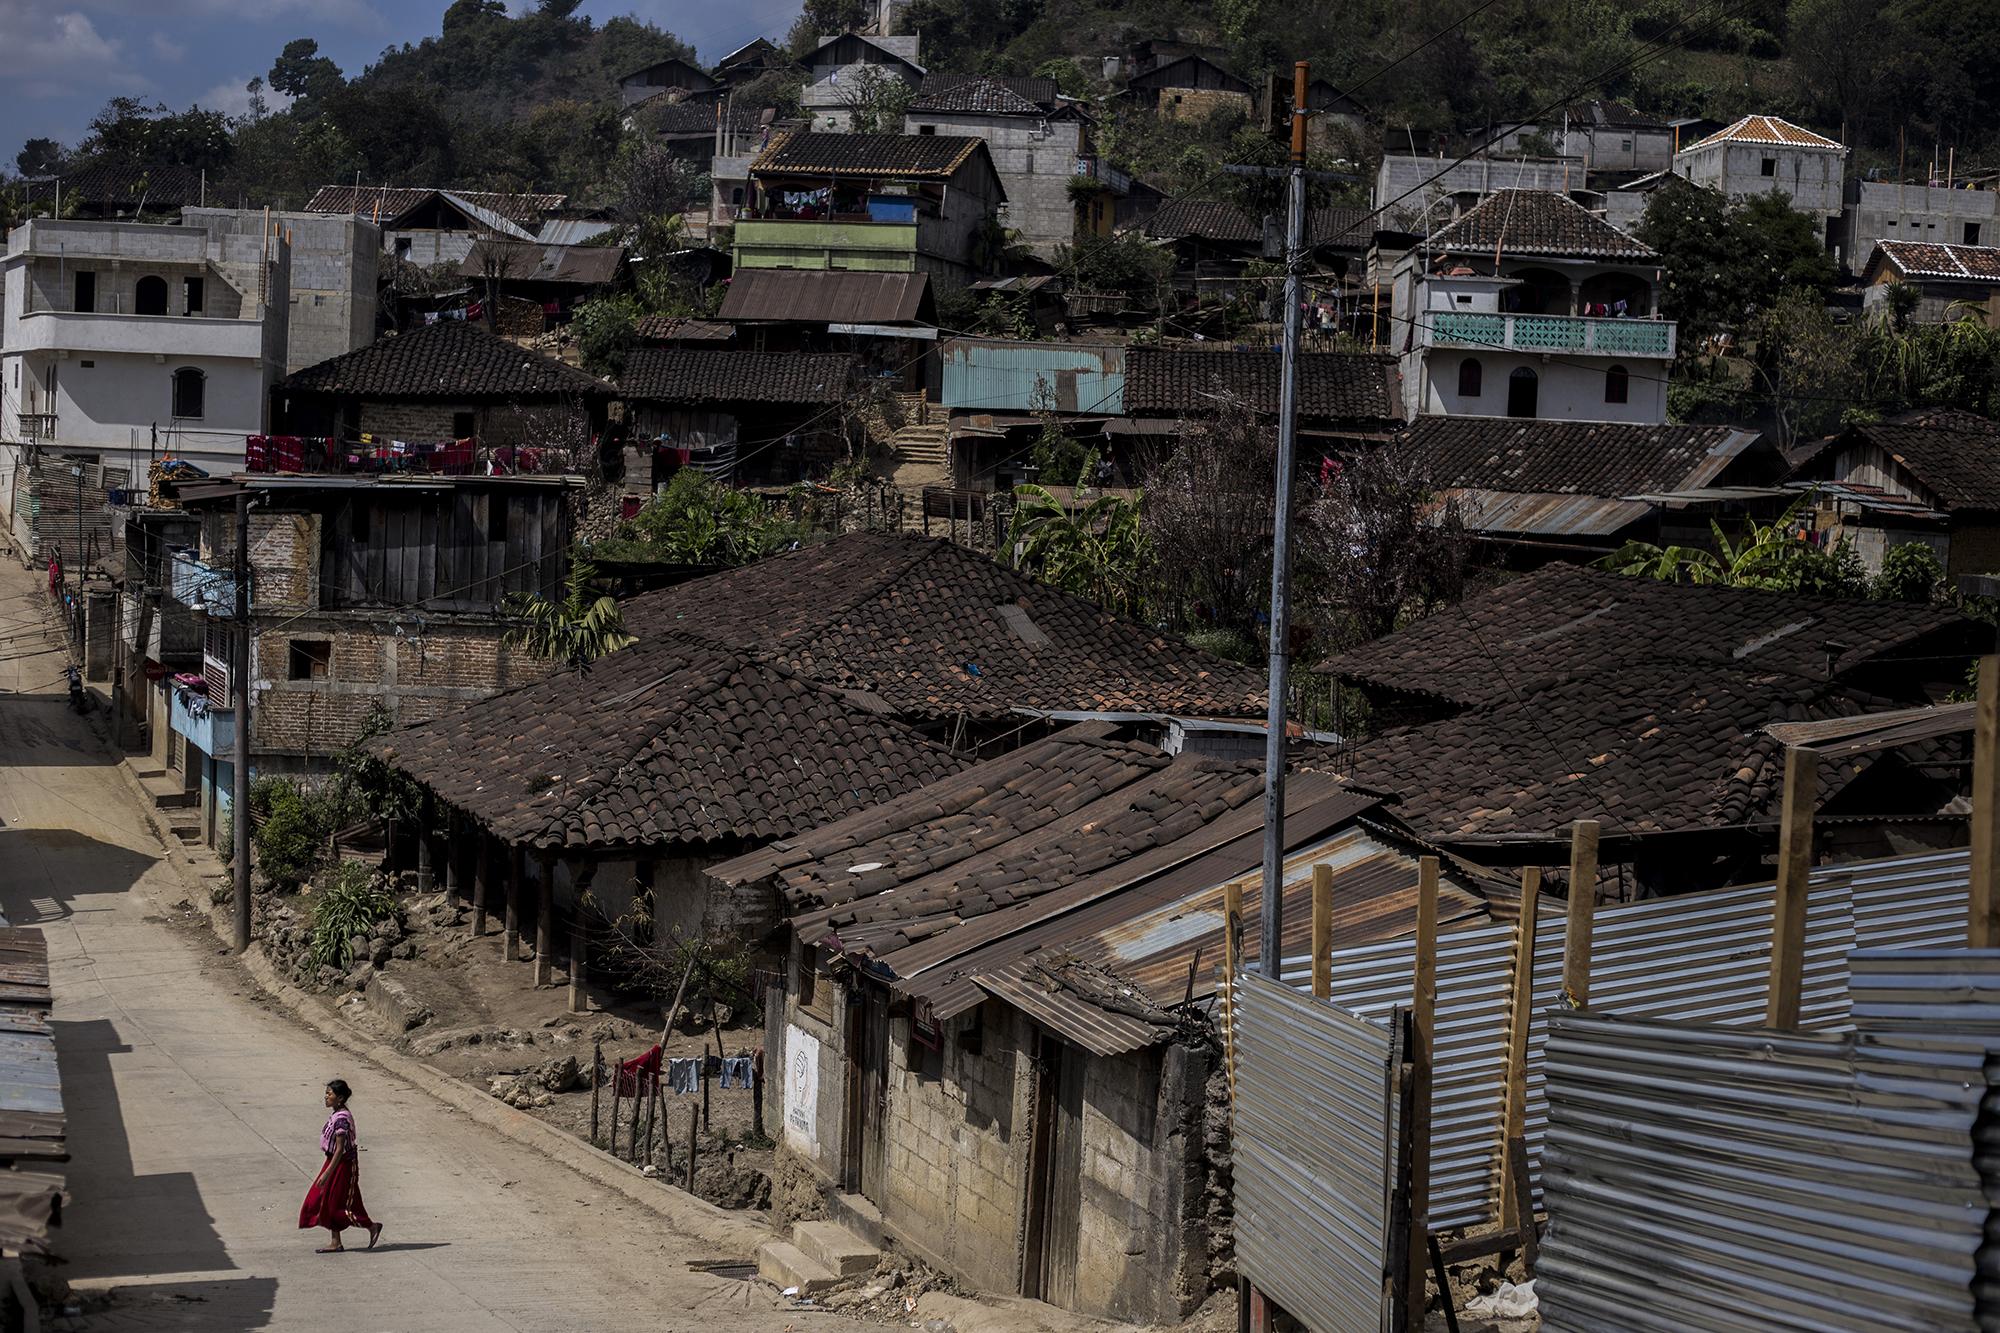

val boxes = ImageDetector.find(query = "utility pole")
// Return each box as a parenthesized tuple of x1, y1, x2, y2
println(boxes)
(1259, 60, 1309, 980)
(232, 490, 251, 953)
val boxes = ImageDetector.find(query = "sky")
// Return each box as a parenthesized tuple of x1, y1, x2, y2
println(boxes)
(0, 0, 802, 168)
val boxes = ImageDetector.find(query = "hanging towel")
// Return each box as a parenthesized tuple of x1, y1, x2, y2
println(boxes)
(616, 1043, 662, 1096)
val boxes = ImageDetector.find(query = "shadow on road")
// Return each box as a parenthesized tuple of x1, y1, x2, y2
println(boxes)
(0, 694, 122, 768)
(61, 1277, 279, 1331)
(0, 830, 162, 924)
(52, 1019, 237, 1281)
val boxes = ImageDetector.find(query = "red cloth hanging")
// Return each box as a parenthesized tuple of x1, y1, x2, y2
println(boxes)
(616, 1044, 663, 1096)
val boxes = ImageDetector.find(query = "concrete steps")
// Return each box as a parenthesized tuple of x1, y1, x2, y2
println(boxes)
(757, 1213, 881, 1295)
(756, 1240, 839, 1295)
(140, 772, 197, 810)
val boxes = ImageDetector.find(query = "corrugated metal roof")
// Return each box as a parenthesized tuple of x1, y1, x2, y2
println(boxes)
(0, 928, 66, 1251)
(718, 269, 932, 324)
(1440, 488, 1653, 539)
(1765, 701, 1974, 756)
(973, 958, 1168, 1057)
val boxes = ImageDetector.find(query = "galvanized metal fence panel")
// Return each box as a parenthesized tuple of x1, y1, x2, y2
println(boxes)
(1232, 970, 1398, 1333)
(1284, 850, 1973, 1230)
(1536, 1010, 1986, 1333)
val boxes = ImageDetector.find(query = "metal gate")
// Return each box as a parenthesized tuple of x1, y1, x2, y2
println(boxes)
(1233, 970, 1400, 1333)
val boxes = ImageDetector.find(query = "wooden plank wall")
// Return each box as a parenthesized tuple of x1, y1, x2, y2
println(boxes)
(321, 490, 565, 612)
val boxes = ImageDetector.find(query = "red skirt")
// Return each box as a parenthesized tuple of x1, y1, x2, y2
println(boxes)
(299, 1152, 375, 1233)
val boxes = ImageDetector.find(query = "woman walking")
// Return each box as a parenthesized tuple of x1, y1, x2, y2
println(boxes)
(299, 1079, 383, 1253)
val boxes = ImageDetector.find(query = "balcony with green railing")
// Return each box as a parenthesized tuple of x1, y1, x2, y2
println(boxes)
(1425, 310, 1675, 358)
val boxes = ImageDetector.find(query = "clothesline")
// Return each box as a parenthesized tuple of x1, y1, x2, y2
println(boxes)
(245, 435, 581, 477)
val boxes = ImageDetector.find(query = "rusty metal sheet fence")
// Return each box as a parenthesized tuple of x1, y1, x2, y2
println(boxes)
(1536, 1009, 1988, 1333)
(1232, 970, 1399, 1333)
(1285, 849, 1972, 1230)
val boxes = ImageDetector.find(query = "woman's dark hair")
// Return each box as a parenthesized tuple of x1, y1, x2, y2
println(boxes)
(326, 1079, 353, 1103)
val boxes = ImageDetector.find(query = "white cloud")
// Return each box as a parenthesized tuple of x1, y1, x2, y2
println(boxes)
(0, 9, 147, 99)
(150, 32, 187, 61)
(195, 75, 291, 119)
(78, 0, 383, 22)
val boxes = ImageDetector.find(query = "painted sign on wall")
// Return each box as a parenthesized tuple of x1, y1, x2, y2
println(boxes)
(785, 1025, 820, 1152)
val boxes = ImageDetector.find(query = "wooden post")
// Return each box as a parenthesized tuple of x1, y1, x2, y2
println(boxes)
(415, 802, 434, 892)
(608, 1078, 621, 1156)
(1311, 863, 1333, 1000)
(648, 1070, 662, 1165)
(1403, 856, 1440, 1333)
(569, 918, 586, 1014)
(470, 831, 488, 939)
(1766, 748, 1817, 1028)
(504, 844, 522, 962)
(701, 1040, 713, 1133)
(752, 1049, 765, 1139)
(686, 1106, 699, 1193)
(1972, 656, 2000, 947)
(589, 1040, 602, 1148)
(1223, 880, 1243, 1103)
(629, 1070, 644, 1161)
(1561, 820, 1601, 1008)
(444, 810, 462, 901)
(535, 851, 556, 986)
(1497, 866, 1541, 1233)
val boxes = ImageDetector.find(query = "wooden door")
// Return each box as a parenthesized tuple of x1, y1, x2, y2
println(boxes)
(1023, 1034, 1085, 1307)
(844, 985, 889, 1203)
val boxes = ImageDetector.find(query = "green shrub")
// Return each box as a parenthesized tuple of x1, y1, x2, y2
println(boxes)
(1875, 542, 1945, 603)
(308, 863, 396, 972)
(254, 780, 326, 892)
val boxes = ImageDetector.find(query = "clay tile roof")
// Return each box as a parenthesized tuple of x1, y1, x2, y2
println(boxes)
(1123, 349, 1402, 422)
(304, 186, 567, 228)
(619, 349, 854, 405)
(1425, 189, 1656, 261)
(1402, 417, 1761, 496)
(34, 162, 205, 209)
(632, 315, 734, 344)
(1841, 412, 2000, 513)
(1869, 240, 2000, 283)
(1687, 115, 1843, 151)
(1574, 99, 1665, 128)
(381, 635, 967, 851)
(621, 531, 1267, 722)
(1323, 564, 1981, 711)
(750, 131, 986, 179)
(1320, 566, 1992, 842)
(908, 75, 1046, 116)
(283, 321, 610, 399)
(1143, 198, 1371, 247)
(645, 100, 766, 135)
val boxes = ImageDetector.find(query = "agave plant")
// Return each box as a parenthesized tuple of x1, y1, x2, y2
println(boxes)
(505, 558, 636, 666)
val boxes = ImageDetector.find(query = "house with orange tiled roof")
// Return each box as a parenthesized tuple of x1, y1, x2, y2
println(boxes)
(1670, 113, 1848, 219)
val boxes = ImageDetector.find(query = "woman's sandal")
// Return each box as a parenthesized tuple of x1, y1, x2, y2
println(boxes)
(367, 1224, 384, 1250)
(316, 1246, 344, 1254)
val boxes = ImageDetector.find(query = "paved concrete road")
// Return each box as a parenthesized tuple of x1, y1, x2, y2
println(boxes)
(0, 570, 829, 1333)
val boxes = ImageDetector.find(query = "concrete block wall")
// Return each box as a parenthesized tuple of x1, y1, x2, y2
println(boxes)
(879, 1003, 1034, 1297)
(187, 209, 380, 372)
(1075, 1043, 1209, 1322)
(903, 113, 1082, 258)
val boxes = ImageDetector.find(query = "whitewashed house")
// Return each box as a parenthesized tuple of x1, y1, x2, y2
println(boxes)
(1670, 115, 1847, 222)
(1, 218, 290, 476)
(1390, 190, 1673, 423)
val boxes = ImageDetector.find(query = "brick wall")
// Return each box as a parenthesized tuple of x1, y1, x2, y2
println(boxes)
(357, 399, 589, 447)
(249, 613, 558, 755)
(247, 511, 319, 610)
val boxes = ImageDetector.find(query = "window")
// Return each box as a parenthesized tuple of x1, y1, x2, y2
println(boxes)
(287, 639, 331, 680)
(184, 276, 205, 314)
(1605, 364, 1629, 404)
(135, 275, 168, 316)
(1760, 157, 1777, 177)
(1456, 294, 1473, 304)
(79, 360, 92, 369)
(394, 237, 412, 259)
(1620, 138, 1632, 151)
(452, 411, 476, 440)
(171, 367, 205, 419)
(1968, 223, 1983, 246)
(1457, 357, 1483, 398)
(73, 270, 96, 313)
(1506, 366, 1538, 419)
(917, 124, 936, 135)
